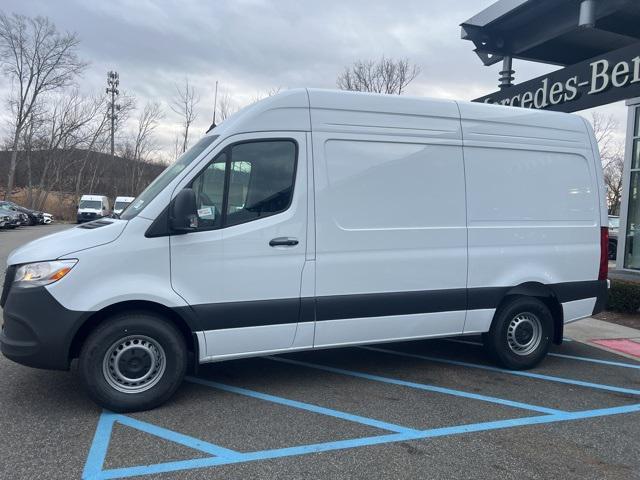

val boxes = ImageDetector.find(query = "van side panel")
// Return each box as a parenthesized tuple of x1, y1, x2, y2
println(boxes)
(309, 94, 468, 346)
(458, 102, 601, 330)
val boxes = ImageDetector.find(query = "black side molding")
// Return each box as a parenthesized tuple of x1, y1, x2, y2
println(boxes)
(182, 280, 607, 331)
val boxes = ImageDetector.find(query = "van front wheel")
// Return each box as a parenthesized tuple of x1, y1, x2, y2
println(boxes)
(78, 312, 187, 412)
(484, 297, 553, 370)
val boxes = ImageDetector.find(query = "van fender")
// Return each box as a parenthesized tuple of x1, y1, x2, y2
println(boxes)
(68, 298, 200, 366)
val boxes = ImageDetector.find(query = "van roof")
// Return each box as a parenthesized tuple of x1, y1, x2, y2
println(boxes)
(115, 196, 135, 202)
(80, 195, 107, 200)
(208, 88, 587, 140)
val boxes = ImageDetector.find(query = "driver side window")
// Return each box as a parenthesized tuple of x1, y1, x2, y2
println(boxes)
(190, 140, 296, 231)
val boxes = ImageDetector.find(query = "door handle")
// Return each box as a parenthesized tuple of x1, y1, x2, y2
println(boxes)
(269, 237, 299, 247)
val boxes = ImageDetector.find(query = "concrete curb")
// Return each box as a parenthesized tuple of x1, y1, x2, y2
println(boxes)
(564, 317, 640, 361)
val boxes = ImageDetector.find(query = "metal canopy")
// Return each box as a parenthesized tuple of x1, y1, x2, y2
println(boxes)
(461, 0, 640, 66)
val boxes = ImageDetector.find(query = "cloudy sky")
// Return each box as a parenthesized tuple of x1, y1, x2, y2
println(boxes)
(0, 0, 628, 156)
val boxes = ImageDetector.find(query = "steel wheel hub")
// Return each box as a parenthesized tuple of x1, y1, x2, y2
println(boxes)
(102, 335, 166, 394)
(507, 312, 542, 356)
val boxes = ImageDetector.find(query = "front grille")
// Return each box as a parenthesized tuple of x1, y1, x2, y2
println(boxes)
(1, 265, 16, 308)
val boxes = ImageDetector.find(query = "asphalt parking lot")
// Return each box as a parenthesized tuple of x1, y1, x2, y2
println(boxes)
(1, 226, 640, 480)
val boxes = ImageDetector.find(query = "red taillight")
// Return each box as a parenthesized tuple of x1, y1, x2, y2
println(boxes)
(599, 226, 608, 281)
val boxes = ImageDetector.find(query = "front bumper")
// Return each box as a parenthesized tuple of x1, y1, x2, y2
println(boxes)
(1, 286, 89, 370)
(77, 212, 103, 223)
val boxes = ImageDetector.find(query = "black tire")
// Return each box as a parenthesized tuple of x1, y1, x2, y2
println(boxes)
(483, 297, 553, 370)
(78, 312, 187, 412)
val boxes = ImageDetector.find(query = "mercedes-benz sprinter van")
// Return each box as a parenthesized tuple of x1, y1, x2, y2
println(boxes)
(77, 194, 111, 223)
(1, 89, 609, 412)
(113, 196, 135, 216)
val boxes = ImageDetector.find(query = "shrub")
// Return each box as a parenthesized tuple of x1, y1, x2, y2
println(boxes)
(607, 280, 640, 314)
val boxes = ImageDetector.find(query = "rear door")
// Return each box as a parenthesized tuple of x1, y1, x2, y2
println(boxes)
(170, 132, 308, 360)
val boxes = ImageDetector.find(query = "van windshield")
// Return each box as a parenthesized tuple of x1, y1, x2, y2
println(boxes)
(120, 135, 219, 220)
(79, 200, 102, 209)
(114, 201, 131, 211)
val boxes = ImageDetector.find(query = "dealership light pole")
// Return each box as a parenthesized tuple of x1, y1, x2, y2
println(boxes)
(106, 71, 120, 160)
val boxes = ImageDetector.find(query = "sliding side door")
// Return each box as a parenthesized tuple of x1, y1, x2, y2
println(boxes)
(312, 131, 468, 347)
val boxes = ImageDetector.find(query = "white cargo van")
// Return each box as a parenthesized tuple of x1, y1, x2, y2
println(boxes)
(1, 89, 608, 412)
(113, 196, 135, 216)
(77, 194, 110, 223)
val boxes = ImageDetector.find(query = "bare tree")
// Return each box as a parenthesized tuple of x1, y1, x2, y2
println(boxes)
(591, 112, 619, 162)
(217, 91, 238, 122)
(590, 112, 625, 214)
(73, 95, 110, 198)
(22, 107, 47, 205)
(604, 148, 624, 215)
(337, 57, 420, 95)
(126, 102, 163, 193)
(251, 86, 282, 104)
(170, 78, 200, 153)
(171, 132, 183, 161)
(0, 13, 87, 200)
(32, 90, 98, 210)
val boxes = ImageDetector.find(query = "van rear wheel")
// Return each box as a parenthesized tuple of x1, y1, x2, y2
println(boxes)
(78, 312, 187, 412)
(484, 297, 553, 370)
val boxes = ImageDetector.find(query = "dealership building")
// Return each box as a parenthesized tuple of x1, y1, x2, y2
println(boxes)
(462, 0, 640, 272)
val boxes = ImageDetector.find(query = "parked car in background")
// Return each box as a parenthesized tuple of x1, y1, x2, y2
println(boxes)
(0, 213, 9, 228)
(17, 212, 29, 226)
(608, 215, 619, 260)
(77, 195, 111, 223)
(0, 201, 47, 226)
(113, 196, 135, 217)
(0, 203, 28, 226)
(0, 206, 22, 228)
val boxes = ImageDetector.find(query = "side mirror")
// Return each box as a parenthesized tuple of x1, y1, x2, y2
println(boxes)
(170, 188, 198, 233)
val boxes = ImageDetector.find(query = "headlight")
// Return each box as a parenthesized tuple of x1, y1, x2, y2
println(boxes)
(14, 260, 78, 288)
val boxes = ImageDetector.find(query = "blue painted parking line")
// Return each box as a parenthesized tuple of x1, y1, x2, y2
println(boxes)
(83, 343, 640, 478)
(84, 412, 116, 479)
(85, 400, 640, 480)
(115, 414, 240, 457)
(267, 356, 564, 414)
(548, 353, 640, 370)
(362, 346, 640, 396)
(83, 410, 242, 479)
(186, 377, 418, 433)
(444, 338, 640, 370)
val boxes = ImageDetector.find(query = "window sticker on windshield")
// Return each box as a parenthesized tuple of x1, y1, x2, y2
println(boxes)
(197, 207, 215, 219)
(133, 199, 145, 210)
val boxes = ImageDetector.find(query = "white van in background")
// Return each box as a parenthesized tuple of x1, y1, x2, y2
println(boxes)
(77, 195, 111, 223)
(113, 196, 135, 216)
(1, 89, 608, 412)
